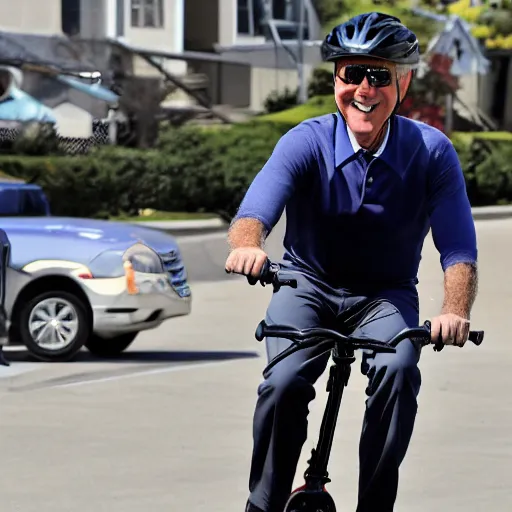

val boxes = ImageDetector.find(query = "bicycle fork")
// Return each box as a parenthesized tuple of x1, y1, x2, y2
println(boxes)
(302, 350, 355, 491)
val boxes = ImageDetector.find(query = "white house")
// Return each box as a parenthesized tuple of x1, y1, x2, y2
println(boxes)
(0, 0, 325, 120)
(183, 0, 324, 111)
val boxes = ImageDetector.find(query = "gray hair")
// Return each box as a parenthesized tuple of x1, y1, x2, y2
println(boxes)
(396, 63, 417, 78)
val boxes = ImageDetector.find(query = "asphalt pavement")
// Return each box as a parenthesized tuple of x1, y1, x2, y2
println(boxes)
(1, 215, 511, 512)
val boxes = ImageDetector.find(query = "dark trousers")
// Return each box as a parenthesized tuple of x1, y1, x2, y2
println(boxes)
(247, 267, 422, 512)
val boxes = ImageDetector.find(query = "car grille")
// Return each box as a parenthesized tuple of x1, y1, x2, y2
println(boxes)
(159, 250, 191, 298)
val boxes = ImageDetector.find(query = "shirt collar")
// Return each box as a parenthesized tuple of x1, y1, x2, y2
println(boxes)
(346, 120, 390, 157)
(334, 112, 406, 177)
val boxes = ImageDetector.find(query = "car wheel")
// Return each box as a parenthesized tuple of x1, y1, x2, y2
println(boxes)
(19, 291, 90, 362)
(85, 332, 138, 358)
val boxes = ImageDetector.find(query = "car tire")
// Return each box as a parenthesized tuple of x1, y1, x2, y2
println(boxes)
(85, 332, 138, 358)
(19, 290, 90, 362)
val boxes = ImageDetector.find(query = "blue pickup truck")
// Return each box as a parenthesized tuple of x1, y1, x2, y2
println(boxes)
(0, 181, 192, 362)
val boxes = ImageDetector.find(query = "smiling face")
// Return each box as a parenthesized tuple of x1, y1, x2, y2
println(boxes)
(334, 57, 412, 149)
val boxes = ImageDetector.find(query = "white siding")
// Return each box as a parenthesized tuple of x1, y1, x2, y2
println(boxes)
(0, 0, 62, 35)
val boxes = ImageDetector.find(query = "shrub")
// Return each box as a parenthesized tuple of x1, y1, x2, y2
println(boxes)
(451, 133, 512, 205)
(263, 87, 299, 114)
(308, 68, 334, 97)
(312, 0, 348, 25)
(0, 148, 166, 218)
(156, 121, 286, 219)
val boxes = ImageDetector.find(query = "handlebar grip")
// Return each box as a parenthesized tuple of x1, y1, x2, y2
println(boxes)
(433, 329, 485, 352)
(255, 320, 302, 342)
(255, 320, 266, 341)
(422, 320, 484, 351)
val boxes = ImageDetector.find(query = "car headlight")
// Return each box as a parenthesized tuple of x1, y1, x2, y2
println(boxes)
(123, 243, 165, 273)
(88, 243, 164, 278)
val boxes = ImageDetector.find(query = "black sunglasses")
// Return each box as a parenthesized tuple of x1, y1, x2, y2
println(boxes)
(338, 64, 392, 88)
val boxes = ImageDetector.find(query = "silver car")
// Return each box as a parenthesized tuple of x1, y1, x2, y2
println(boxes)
(2, 217, 192, 361)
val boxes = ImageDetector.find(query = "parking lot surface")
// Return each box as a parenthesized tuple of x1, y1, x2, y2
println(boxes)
(1, 217, 510, 512)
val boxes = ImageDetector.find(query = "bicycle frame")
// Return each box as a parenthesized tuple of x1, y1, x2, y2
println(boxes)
(303, 341, 355, 489)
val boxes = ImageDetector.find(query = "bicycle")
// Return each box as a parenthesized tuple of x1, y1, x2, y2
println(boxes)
(242, 259, 485, 512)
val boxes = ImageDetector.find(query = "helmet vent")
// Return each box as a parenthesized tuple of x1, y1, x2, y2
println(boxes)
(366, 28, 380, 42)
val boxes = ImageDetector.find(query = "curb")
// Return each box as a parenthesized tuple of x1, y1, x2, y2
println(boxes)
(130, 217, 228, 237)
(127, 206, 512, 236)
(471, 205, 512, 221)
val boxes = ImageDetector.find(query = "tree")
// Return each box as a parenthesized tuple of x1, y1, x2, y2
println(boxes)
(311, 0, 348, 25)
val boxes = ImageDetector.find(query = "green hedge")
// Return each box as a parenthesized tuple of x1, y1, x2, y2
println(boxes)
(0, 119, 510, 220)
(0, 149, 166, 218)
(451, 133, 512, 206)
(0, 121, 287, 220)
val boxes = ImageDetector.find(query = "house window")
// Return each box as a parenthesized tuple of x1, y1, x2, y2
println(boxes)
(271, 0, 303, 22)
(237, 0, 253, 34)
(238, 1, 310, 37)
(237, 0, 265, 36)
(62, 0, 81, 36)
(131, 0, 164, 28)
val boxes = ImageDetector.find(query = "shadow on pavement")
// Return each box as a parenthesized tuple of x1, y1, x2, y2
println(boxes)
(4, 349, 260, 364)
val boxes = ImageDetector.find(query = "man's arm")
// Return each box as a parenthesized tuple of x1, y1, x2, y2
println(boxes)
(428, 138, 479, 344)
(441, 262, 478, 319)
(226, 218, 268, 276)
(228, 218, 266, 250)
(225, 125, 314, 276)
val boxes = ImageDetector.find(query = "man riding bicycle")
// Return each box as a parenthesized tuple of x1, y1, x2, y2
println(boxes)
(225, 12, 478, 512)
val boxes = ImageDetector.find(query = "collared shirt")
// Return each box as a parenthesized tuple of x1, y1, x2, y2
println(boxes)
(234, 111, 477, 292)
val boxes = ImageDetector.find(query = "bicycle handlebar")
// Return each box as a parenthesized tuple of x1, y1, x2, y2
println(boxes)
(239, 259, 484, 360)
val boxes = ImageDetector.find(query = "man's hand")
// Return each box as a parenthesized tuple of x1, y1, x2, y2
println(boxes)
(430, 313, 470, 347)
(225, 247, 268, 278)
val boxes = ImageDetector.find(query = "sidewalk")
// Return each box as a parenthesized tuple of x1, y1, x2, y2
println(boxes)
(470, 204, 512, 220)
(131, 205, 512, 236)
(132, 217, 227, 236)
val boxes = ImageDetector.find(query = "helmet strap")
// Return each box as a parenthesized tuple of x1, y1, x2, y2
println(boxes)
(333, 66, 346, 121)
(391, 78, 401, 116)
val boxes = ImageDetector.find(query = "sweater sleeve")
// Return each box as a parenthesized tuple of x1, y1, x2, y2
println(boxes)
(233, 125, 315, 233)
(428, 137, 477, 270)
